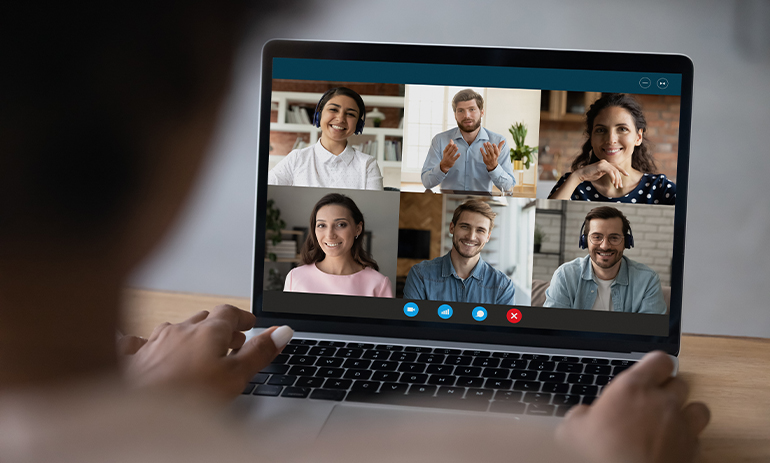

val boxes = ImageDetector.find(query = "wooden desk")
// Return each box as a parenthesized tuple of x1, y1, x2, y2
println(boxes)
(122, 288, 770, 462)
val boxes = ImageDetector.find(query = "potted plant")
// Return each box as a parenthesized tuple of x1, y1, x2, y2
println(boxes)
(508, 122, 538, 171)
(533, 224, 545, 253)
(265, 199, 286, 261)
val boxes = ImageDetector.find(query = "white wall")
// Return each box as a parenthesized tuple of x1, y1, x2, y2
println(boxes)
(131, 0, 770, 338)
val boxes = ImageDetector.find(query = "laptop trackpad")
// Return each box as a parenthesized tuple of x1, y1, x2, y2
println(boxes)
(313, 404, 574, 462)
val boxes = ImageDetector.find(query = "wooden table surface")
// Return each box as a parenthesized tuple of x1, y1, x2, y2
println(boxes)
(122, 288, 770, 462)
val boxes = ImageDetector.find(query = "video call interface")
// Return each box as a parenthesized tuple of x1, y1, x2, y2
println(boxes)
(260, 58, 683, 337)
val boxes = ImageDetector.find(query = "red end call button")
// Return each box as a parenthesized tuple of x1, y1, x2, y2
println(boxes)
(507, 308, 522, 324)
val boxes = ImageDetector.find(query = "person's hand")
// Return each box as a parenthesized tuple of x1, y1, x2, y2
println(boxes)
(575, 159, 629, 189)
(120, 304, 293, 399)
(556, 351, 710, 463)
(480, 140, 504, 172)
(439, 140, 460, 173)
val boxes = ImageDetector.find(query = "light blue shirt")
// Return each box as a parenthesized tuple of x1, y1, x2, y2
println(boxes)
(403, 252, 515, 305)
(544, 255, 667, 314)
(421, 127, 515, 192)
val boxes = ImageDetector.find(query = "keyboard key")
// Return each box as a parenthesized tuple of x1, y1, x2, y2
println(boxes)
(523, 392, 553, 404)
(522, 354, 550, 360)
(316, 357, 344, 368)
(371, 371, 400, 382)
(454, 366, 481, 377)
(513, 381, 540, 392)
(584, 365, 612, 375)
(456, 376, 484, 387)
(281, 387, 310, 398)
(582, 396, 597, 405)
(271, 355, 288, 365)
(465, 388, 495, 403)
(581, 357, 610, 365)
(611, 359, 637, 366)
(570, 385, 599, 396)
(362, 350, 392, 360)
(472, 357, 500, 368)
(310, 389, 346, 401)
(494, 390, 524, 402)
(318, 341, 346, 347)
(595, 375, 612, 386)
(445, 355, 472, 366)
(261, 364, 290, 374)
(556, 362, 584, 373)
(567, 374, 595, 384)
(492, 352, 520, 359)
(391, 352, 418, 362)
(510, 370, 538, 381)
(315, 368, 344, 378)
(343, 359, 371, 369)
(371, 361, 398, 371)
(552, 356, 579, 363)
(287, 356, 316, 366)
(375, 344, 404, 351)
(528, 361, 556, 371)
(397, 363, 426, 373)
(428, 375, 456, 386)
(267, 375, 296, 386)
(404, 346, 432, 353)
(346, 343, 375, 350)
(287, 366, 317, 377)
(308, 347, 337, 356)
(426, 364, 455, 375)
(538, 372, 566, 383)
(283, 345, 309, 355)
(526, 403, 555, 416)
(417, 354, 445, 364)
(249, 373, 269, 384)
(555, 405, 575, 417)
(484, 379, 513, 389)
(289, 339, 317, 345)
(501, 359, 528, 370)
(436, 386, 465, 399)
(463, 350, 491, 357)
(553, 394, 580, 405)
(253, 385, 282, 396)
(482, 368, 510, 379)
(242, 384, 255, 394)
(323, 378, 352, 390)
(541, 382, 569, 393)
(613, 365, 631, 375)
(295, 376, 324, 388)
(334, 348, 363, 359)
(343, 369, 372, 380)
(351, 381, 380, 392)
(434, 348, 462, 355)
(408, 384, 437, 397)
(400, 373, 429, 384)
(380, 382, 409, 395)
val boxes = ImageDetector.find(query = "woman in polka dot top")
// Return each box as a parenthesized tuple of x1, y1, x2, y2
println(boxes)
(548, 93, 676, 205)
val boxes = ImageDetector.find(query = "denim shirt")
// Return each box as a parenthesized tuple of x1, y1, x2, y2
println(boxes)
(403, 252, 515, 305)
(543, 256, 667, 314)
(421, 127, 515, 192)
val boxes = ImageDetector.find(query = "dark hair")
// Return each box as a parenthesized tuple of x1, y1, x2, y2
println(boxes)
(571, 93, 657, 173)
(300, 193, 379, 271)
(583, 206, 632, 238)
(316, 87, 366, 126)
(452, 89, 484, 111)
(451, 199, 496, 230)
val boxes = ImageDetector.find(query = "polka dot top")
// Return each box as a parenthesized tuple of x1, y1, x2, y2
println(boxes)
(549, 172, 676, 205)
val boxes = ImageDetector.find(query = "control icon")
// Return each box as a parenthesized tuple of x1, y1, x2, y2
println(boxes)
(639, 77, 652, 89)
(507, 308, 522, 324)
(403, 302, 419, 317)
(472, 306, 487, 322)
(438, 304, 454, 320)
(657, 78, 669, 89)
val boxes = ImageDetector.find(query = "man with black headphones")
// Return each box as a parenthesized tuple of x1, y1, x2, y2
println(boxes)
(544, 206, 667, 314)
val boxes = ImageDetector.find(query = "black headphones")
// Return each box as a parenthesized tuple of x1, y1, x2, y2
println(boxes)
(312, 88, 366, 135)
(578, 220, 634, 249)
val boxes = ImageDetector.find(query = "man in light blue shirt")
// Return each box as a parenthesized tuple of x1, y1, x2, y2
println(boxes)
(403, 199, 514, 304)
(421, 89, 515, 192)
(544, 206, 667, 314)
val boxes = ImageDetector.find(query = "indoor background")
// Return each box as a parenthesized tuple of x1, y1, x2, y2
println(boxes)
(131, 0, 770, 338)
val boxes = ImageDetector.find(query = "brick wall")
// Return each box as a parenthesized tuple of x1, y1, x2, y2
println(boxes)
(538, 94, 681, 182)
(533, 200, 674, 286)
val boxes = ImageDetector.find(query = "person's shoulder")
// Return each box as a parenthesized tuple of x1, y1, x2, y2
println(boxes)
(483, 128, 506, 142)
(558, 256, 586, 271)
(410, 255, 444, 272)
(351, 146, 376, 162)
(288, 263, 316, 277)
(624, 256, 657, 275)
(361, 267, 389, 281)
(285, 144, 315, 162)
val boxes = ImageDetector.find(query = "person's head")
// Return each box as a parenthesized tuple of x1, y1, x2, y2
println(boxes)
(582, 206, 632, 273)
(301, 193, 379, 270)
(571, 93, 657, 173)
(314, 87, 366, 141)
(449, 199, 496, 259)
(452, 89, 484, 134)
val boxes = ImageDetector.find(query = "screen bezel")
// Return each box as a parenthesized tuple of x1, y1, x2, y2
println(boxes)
(252, 39, 692, 356)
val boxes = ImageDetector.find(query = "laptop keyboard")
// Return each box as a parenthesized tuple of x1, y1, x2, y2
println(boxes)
(242, 339, 636, 417)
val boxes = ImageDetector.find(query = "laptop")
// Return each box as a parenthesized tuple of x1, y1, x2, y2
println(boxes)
(239, 39, 692, 454)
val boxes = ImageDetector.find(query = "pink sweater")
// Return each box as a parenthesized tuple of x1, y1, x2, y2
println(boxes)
(283, 263, 393, 298)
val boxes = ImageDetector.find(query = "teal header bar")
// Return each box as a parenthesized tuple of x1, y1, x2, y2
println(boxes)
(273, 58, 681, 96)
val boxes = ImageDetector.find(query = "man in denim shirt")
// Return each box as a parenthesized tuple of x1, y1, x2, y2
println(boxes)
(403, 199, 514, 304)
(421, 89, 515, 193)
(544, 206, 667, 314)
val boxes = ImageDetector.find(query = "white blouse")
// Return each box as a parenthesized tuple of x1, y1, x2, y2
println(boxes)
(268, 141, 383, 190)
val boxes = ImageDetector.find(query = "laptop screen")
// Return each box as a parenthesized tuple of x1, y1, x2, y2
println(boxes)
(254, 41, 692, 355)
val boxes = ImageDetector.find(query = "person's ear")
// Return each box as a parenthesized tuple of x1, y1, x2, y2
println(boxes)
(449, 222, 455, 235)
(635, 129, 643, 146)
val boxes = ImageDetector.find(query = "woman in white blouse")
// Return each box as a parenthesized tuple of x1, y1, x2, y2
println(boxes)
(268, 87, 383, 190)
